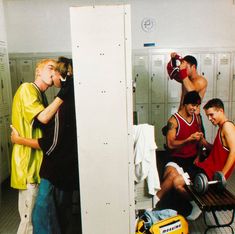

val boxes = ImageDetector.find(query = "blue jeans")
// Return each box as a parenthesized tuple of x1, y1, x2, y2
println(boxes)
(32, 179, 72, 234)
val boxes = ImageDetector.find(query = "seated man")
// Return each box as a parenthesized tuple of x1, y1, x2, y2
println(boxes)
(172, 98, 235, 220)
(155, 91, 203, 209)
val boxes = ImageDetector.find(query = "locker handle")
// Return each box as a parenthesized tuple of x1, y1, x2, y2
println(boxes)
(217, 72, 221, 80)
(151, 73, 156, 81)
(1, 79, 3, 89)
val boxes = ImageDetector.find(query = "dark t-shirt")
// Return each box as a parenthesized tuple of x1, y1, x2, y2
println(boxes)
(37, 82, 78, 191)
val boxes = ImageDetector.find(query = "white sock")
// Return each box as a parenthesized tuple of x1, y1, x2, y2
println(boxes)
(186, 201, 202, 221)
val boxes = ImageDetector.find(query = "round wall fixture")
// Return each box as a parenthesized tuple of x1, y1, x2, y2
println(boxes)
(141, 17, 156, 33)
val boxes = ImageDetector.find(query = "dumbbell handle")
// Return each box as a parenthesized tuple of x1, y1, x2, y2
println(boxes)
(208, 180, 219, 185)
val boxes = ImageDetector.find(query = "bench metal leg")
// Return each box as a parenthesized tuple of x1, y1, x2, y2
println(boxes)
(203, 209, 235, 234)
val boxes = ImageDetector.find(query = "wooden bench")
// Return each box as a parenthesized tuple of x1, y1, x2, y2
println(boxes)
(187, 184, 235, 233)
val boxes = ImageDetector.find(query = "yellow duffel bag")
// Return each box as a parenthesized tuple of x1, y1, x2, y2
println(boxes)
(149, 215, 188, 234)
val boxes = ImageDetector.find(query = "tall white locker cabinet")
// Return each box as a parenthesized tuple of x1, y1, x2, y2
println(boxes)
(0, 0, 12, 186)
(70, 5, 135, 234)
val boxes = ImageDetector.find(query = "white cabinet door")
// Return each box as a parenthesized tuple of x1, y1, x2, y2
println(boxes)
(151, 103, 165, 150)
(215, 53, 231, 102)
(70, 5, 134, 234)
(4, 114, 12, 171)
(231, 102, 235, 123)
(0, 116, 10, 183)
(0, 49, 10, 106)
(232, 52, 235, 102)
(200, 102, 215, 143)
(17, 59, 34, 84)
(167, 102, 179, 120)
(136, 104, 149, 124)
(133, 55, 149, 104)
(9, 59, 19, 97)
(151, 54, 165, 103)
(167, 78, 181, 103)
(200, 53, 215, 101)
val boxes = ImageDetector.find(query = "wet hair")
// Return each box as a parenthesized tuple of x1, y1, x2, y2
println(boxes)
(183, 91, 201, 105)
(183, 55, 197, 68)
(56, 57, 73, 79)
(203, 98, 224, 111)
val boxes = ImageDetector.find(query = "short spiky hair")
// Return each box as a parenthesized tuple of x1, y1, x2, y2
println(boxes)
(183, 55, 197, 68)
(183, 91, 201, 105)
(203, 98, 224, 110)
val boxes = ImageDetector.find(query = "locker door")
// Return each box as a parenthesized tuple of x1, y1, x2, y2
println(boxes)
(151, 104, 165, 150)
(136, 104, 149, 124)
(231, 102, 235, 123)
(215, 53, 231, 102)
(17, 59, 34, 84)
(167, 75, 181, 103)
(0, 116, 9, 183)
(133, 55, 149, 104)
(232, 53, 235, 103)
(150, 54, 165, 104)
(200, 53, 215, 101)
(200, 103, 215, 143)
(70, 5, 134, 233)
(0, 52, 9, 105)
(4, 114, 11, 172)
(9, 59, 19, 96)
(167, 103, 179, 120)
(135, 180, 153, 210)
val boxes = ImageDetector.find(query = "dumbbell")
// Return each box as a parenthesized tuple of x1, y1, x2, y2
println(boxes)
(193, 171, 227, 194)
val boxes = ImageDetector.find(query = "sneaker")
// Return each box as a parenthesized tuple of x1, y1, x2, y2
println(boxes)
(186, 201, 202, 221)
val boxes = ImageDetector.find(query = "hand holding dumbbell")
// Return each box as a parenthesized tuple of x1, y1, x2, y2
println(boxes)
(193, 171, 227, 194)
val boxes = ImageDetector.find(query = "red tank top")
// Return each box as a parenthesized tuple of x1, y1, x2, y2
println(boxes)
(196, 124, 234, 180)
(171, 113, 200, 159)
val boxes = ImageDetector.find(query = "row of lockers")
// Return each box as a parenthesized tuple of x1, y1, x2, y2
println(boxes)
(133, 50, 235, 149)
(7, 51, 235, 152)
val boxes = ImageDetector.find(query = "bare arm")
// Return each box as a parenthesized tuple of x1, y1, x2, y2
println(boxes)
(36, 97, 63, 124)
(182, 76, 207, 99)
(10, 125, 40, 149)
(221, 122, 235, 176)
(166, 116, 203, 149)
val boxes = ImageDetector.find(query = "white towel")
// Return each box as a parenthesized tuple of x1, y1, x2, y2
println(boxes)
(133, 124, 161, 195)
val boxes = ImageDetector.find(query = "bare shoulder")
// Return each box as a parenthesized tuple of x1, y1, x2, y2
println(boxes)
(193, 75, 207, 97)
(223, 121, 235, 133)
(195, 75, 207, 86)
(167, 115, 178, 130)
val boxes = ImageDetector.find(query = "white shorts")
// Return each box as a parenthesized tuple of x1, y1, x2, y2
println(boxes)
(165, 162, 191, 185)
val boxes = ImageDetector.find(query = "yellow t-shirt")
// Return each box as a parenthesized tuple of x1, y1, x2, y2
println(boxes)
(11, 83, 46, 189)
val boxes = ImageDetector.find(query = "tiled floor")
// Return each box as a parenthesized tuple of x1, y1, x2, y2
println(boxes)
(0, 179, 81, 234)
(1, 174, 235, 234)
(0, 183, 19, 234)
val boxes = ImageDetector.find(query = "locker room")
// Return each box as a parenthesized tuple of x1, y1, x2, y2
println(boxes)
(1, 0, 235, 233)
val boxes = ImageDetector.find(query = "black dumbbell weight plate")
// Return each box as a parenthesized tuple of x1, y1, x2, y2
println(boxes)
(194, 173, 208, 194)
(213, 171, 227, 191)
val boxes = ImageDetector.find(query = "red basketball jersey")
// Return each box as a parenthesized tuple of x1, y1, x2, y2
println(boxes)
(171, 113, 200, 159)
(196, 126, 234, 180)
